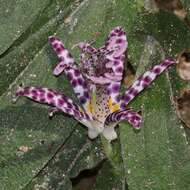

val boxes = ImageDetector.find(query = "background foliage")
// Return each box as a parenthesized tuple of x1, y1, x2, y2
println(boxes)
(0, 0, 190, 189)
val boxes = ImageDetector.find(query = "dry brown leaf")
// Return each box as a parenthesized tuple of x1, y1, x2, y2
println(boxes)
(176, 49, 190, 80)
(154, 0, 187, 20)
(174, 88, 190, 128)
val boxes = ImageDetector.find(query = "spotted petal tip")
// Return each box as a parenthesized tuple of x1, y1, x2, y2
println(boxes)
(53, 62, 67, 76)
(49, 35, 75, 64)
(105, 109, 142, 129)
(121, 58, 176, 107)
(105, 26, 128, 58)
(12, 85, 24, 103)
(48, 36, 56, 42)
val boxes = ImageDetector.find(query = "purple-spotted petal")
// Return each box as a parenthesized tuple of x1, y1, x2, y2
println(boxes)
(56, 61, 90, 106)
(49, 36, 91, 108)
(103, 27, 127, 103)
(14, 86, 90, 122)
(103, 26, 128, 58)
(100, 27, 127, 80)
(120, 58, 176, 108)
(49, 36, 75, 75)
(105, 109, 142, 129)
(48, 36, 74, 62)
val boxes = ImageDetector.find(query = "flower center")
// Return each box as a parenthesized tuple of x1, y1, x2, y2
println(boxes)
(87, 85, 111, 123)
(80, 51, 113, 84)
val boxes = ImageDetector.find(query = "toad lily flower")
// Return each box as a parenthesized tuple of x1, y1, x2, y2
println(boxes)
(14, 27, 176, 141)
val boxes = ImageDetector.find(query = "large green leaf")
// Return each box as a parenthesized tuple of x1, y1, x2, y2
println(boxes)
(0, 0, 190, 189)
(0, 0, 76, 95)
(119, 1, 190, 190)
(120, 38, 190, 190)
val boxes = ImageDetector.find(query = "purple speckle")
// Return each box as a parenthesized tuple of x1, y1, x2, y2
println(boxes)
(107, 88, 111, 95)
(67, 72, 73, 81)
(74, 69, 80, 77)
(84, 91, 90, 99)
(77, 78, 83, 86)
(39, 93, 45, 99)
(31, 90, 38, 97)
(59, 56, 66, 63)
(105, 41, 110, 47)
(142, 83, 148, 88)
(83, 81, 88, 88)
(58, 99, 64, 106)
(110, 33, 116, 37)
(115, 28, 120, 33)
(154, 67, 161, 74)
(31, 89, 37, 94)
(112, 84, 120, 93)
(73, 110, 80, 118)
(16, 91, 24, 96)
(31, 95, 37, 100)
(132, 115, 140, 121)
(50, 100, 55, 106)
(49, 37, 56, 43)
(38, 88, 45, 93)
(61, 95, 68, 102)
(144, 76, 151, 83)
(115, 96, 120, 103)
(118, 30, 124, 36)
(47, 93, 54, 99)
(60, 44, 65, 50)
(39, 98, 46, 102)
(116, 66, 123, 73)
(67, 102, 73, 109)
(53, 90, 59, 96)
(84, 113, 90, 119)
(128, 87, 135, 94)
(124, 95, 130, 103)
(53, 43, 59, 49)
(114, 56, 121, 60)
(116, 39, 123, 44)
(80, 112, 84, 117)
(120, 103, 126, 109)
(80, 96, 87, 104)
(132, 90, 138, 97)
(114, 61, 120, 65)
(71, 79, 78, 87)
(56, 47, 62, 53)
(65, 108, 71, 113)
(23, 88, 30, 95)
(161, 60, 170, 67)
(67, 52, 72, 58)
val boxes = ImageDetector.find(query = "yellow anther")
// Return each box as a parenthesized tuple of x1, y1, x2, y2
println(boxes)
(87, 101, 93, 114)
(108, 98, 120, 113)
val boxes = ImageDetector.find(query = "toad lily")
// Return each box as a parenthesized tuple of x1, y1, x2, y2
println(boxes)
(14, 27, 176, 141)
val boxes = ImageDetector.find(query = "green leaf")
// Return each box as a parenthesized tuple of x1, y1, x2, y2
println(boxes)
(93, 160, 124, 190)
(0, 0, 49, 54)
(0, 0, 75, 95)
(119, 2, 190, 189)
